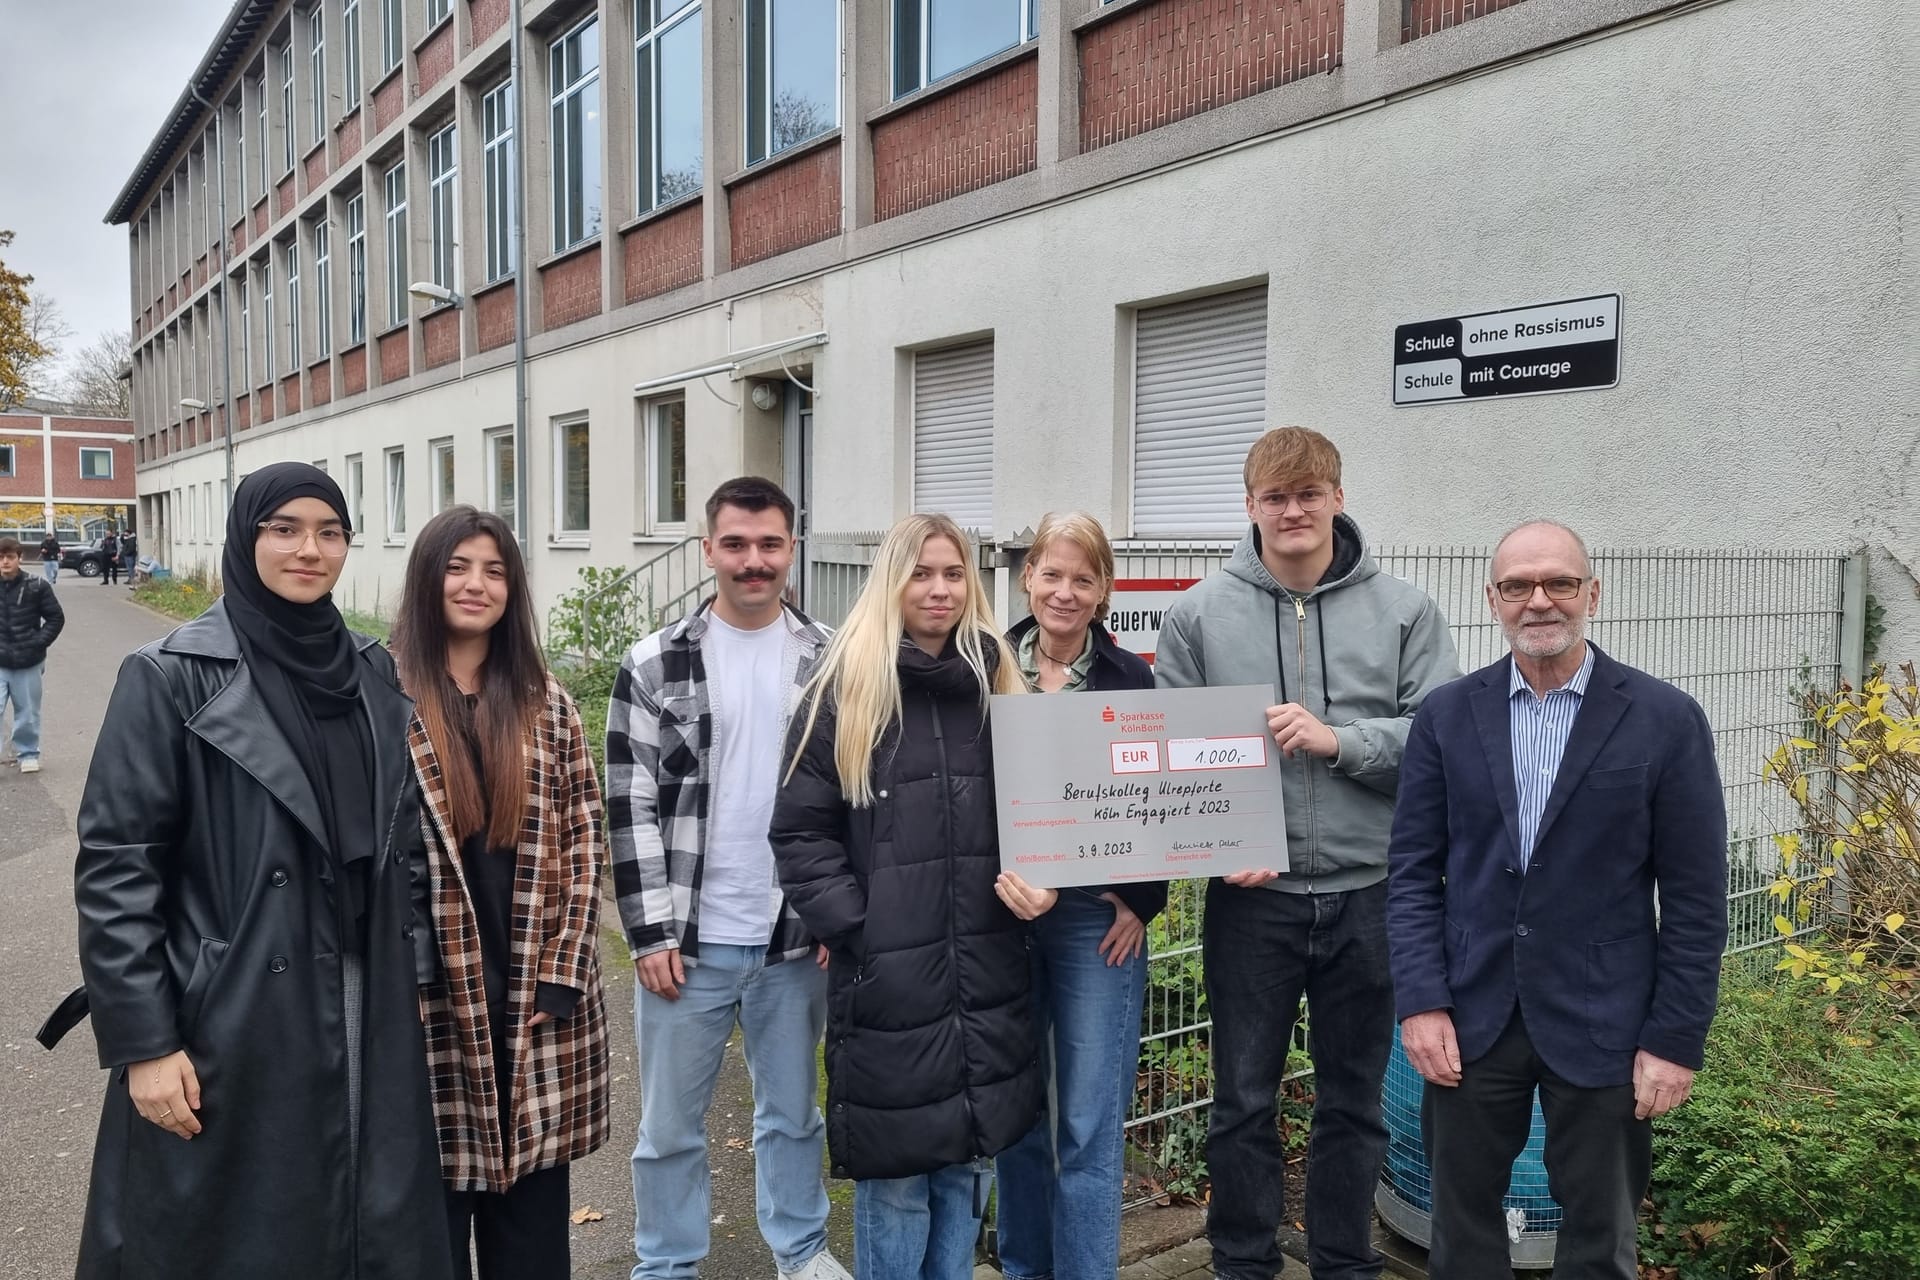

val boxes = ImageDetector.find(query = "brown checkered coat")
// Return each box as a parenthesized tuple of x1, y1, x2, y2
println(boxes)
(412, 674, 611, 1193)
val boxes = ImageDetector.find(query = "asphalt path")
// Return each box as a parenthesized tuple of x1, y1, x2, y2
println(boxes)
(0, 583, 853, 1278)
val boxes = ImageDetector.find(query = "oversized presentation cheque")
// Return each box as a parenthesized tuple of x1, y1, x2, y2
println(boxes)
(989, 684, 1289, 889)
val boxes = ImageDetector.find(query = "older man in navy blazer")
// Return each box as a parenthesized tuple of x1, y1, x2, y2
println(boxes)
(1386, 521, 1727, 1280)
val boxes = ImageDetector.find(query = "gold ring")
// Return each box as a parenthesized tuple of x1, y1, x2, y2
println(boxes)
(158, 1108, 172, 1119)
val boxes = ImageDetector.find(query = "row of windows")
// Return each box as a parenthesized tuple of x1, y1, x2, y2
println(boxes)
(0, 444, 117, 481)
(135, 0, 1068, 324)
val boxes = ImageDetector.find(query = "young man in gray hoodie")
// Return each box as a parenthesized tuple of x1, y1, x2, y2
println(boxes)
(1156, 427, 1458, 1280)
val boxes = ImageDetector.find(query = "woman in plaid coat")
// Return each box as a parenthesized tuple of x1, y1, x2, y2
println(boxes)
(393, 506, 611, 1277)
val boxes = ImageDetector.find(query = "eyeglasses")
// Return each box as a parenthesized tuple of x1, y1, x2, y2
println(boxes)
(1252, 488, 1332, 515)
(257, 520, 350, 557)
(1494, 576, 1589, 603)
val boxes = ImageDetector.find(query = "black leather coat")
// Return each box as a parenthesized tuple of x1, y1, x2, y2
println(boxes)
(69, 602, 452, 1280)
(770, 637, 1041, 1181)
(0, 569, 63, 669)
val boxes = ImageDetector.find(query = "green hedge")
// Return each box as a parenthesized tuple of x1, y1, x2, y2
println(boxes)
(1640, 967, 1920, 1278)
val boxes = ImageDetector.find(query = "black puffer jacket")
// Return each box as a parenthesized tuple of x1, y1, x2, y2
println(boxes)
(0, 570, 64, 669)
(771, 635, 1041, 1181)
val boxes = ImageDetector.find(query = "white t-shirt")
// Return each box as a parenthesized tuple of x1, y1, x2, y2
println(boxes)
(697, 612, 788, 946)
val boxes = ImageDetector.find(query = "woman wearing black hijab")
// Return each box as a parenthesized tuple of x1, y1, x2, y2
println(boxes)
(59, 463, 454, 1280)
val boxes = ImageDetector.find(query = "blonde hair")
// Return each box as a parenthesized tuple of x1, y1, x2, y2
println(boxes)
(1021, 510, 1117, 622)
(1243, 426, 1342, 495)
(788, 514, 1023, 806)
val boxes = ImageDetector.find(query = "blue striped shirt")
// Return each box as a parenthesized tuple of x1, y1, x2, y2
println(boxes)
(1510, 645, 1595, 869)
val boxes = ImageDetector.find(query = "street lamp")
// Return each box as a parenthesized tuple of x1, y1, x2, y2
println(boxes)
(408, 281, 463, 308)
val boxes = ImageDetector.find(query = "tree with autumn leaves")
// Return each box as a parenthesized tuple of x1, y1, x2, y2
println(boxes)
(0, 229, 50, 409)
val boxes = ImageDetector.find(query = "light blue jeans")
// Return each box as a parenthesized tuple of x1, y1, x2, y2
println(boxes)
(630, 943, 829, 1280)
(41, 560, 57, 583)
(855, 1161, 990, 1280)
(995, 889, 1148, 1280)
(1, 664, 44, 761)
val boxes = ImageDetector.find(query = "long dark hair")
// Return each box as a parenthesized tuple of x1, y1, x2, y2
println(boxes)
(392, 506, 544, 849)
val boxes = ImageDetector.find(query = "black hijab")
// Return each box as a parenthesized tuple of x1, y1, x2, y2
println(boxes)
(221, 462, 377, 948)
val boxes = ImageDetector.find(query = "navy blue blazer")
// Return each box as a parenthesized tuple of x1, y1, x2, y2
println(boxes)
(1385, 645, 1728, 1088)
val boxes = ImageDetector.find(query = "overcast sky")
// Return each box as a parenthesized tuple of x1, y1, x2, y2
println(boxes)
(0, 0, 232, 384)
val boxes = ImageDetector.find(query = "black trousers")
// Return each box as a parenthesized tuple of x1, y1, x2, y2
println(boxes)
(445, 1019, 571, 1278)
(1422, 1012, 1652, 1280)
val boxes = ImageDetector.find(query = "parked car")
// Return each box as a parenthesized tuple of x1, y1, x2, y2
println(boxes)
(62, 538, 118, 578)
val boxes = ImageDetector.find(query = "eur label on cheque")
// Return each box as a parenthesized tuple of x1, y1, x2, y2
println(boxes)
(988, 684, 1288, 889)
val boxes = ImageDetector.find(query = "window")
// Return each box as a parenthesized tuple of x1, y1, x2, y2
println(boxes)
(284, 239, 301, 370)
(309, 7, 327, 143)
(384, 446, 407, 538)
(381, 0, 403, 74)
(384, 161, 408, 328)
(261, 260, 276, 383)
(481, 81, 516, 282)
(313, 219, 333, 357)
(346, 192, 367, 343)
(485, 426, 516, 532)
(644, 399, 687, 530)
(549, 17, 602, 252)
(343, 0, 363, 110)
(911, 340, 994, 528)
(0, 444, 13, 477)
(428, 437, 456, 511)
(255, 73, 270, 194)
(279, 43, 295, 173)
(427, 124, 457, 290)
(235, 91, 248, 202)
(1131, 286, 1269, 536)
(634, 0, 702, 213)
(746, 0, 838, 165)
(552, 415, 591, 537)
(238, 277, 252, 386)
(345, 453, 365, 537)
(80, 448, 115, 480)
(426, 0, 450, 25)
(893, 0, 1035, 98)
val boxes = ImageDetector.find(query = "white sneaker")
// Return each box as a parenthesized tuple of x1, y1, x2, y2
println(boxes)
(777, 1250, 854, 1280)
(19, 758, 40, 773)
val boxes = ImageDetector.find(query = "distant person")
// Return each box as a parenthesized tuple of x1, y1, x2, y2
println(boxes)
(39, 532, 61, 583)
(0, 537, 65, 774)
(120, 531, 138, 585)
(99, 530, 120, 586)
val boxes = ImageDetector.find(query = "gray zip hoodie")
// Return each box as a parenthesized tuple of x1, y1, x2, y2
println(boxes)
(1155, 514, 1459, 893)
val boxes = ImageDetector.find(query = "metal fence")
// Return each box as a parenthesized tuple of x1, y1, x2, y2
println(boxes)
(802, 534, 1863, 1191)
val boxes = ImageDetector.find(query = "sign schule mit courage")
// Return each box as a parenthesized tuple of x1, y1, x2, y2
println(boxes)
(1393, 293, 1621, 406)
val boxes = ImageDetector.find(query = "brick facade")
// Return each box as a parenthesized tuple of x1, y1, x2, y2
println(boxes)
(373, 74, 405, 134)
(470, 0, 509, 41)
(305, 145, 329, 190)
(476, 282, 516, 352)
(338, 110, 363, 165)
(1080, 0, 1344, 152)
(417, 23, 456, 94)
(281, 371, 302, 416)
(277, 174, 297, 220)
(236, 392, 251, 430)
(423, 307, 460, 368)
(622, 201, 704, 304)
(341, 346, 368, 395)
(728, 144, 843, 268)
(1404, 0, 1525, 41)
(255, 385, 275, 424)
(873, 56, 1039, 222)
(378, 329, 411, 383)
(231, 217, 249, 259)
(308, 359, 333, 409)
(0, 417, 135, 504)
(253, 201, 269, 238)
(540, 244, 603, 330)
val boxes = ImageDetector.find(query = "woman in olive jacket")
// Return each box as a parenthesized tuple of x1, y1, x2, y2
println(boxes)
(771, 512, 1056, 1280)
(61, 464, 452, 1280)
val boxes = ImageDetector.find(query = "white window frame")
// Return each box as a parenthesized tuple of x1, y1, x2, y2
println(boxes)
(429, 437, 456, 513)
(745, 0, 842, 166)
(426, 0, 451, 27)
(261, 259, 276, 384)
(309, 6, 328, 144)
(345, 453, 366, 540)
(384, 445, 408, 540)
(79, 447, 115, 481)
(427, 123, 458, 290)
(551, 413, 592, 540)
(549, 16, 602, 253)
(235, 90, 249, 203)
(481, 80, 517, 282)
(313, 218, 333, 358)
(484, 425, 517, 532)
(0, 444, 15, 477)
(256, 72, 270, 193)
(891, 0, 1038, 99)
(346, 192, 367, 344)
(279, 43, 296, 173)
(381, 0, 404, 74)
(238, 276, 252, 387)
(343, 0, 363, 110)
(634, 0, 703, 214)
(284, 239, 302, 372)
(383, 160, 409, 328)
(642, 397, 688, 533)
